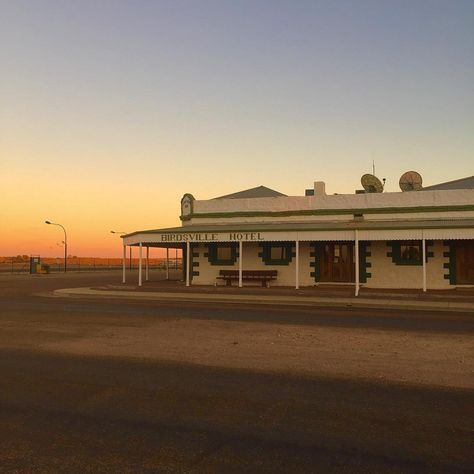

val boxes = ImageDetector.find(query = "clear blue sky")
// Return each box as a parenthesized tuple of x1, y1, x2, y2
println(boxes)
(1, 0, 473, 255)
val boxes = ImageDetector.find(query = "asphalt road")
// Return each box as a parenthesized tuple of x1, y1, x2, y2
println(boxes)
(0, 272, 473, 473)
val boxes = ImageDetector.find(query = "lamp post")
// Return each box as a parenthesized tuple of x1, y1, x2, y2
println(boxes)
(111, 231, 132, 270)
(45, 221, 67, 272)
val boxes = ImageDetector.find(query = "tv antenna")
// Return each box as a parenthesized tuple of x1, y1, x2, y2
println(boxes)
(361, 174, 384, 193)
(399, 171, 423, 191)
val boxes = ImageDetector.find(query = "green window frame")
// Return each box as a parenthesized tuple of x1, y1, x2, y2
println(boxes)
(206, 243, 238, 266)
(387, 240, 423, 266)
(259, 242, 294, 266)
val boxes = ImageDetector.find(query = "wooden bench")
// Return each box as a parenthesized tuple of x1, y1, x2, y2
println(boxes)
(217, 270, 278, 287)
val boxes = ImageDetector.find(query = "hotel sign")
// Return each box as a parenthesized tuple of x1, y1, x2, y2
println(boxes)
(160, 232, 266, 242)
(124, 230, 360, 245)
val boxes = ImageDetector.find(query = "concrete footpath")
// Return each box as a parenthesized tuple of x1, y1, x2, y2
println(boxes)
(51, 287, 474, 313)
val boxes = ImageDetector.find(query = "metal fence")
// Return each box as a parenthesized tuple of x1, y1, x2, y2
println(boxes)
(0, 258, 182, 274)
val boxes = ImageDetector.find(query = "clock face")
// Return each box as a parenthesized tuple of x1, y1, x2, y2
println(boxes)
(181, 193, 195, 218)
(183, 202, 191, 216)
(181, 197, 192, 216)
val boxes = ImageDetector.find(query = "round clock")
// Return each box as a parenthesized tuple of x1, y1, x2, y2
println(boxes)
(180, 194, 195, 218)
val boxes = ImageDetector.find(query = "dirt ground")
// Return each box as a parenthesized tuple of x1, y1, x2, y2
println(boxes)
(1, 273, 473, 471)
(2, 305, 472, 389)
(1, 272, 473, 390)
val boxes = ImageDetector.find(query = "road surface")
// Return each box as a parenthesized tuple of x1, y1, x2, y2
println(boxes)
(0, 272, 473, 472)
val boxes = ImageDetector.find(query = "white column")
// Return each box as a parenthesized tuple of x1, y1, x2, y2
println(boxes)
(238, 241, 243, 288)
(122, 245, 126, 284)
(145, 246, 149, 281)
(166, 248, 169, 280)
(422, 231, 427, 292)
(138, 242, 143, 287)
(355, 230, 360, 297)
(186, 241, 190, 287)
(295, 239, 299, 289)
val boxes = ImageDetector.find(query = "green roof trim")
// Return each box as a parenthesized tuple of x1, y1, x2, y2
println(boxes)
(180, 204, 474, 221)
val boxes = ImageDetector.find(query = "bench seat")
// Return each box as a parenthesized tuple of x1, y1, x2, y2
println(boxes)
(217, 270, 277, 287)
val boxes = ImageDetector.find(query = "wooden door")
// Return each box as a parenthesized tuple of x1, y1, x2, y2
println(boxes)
(319, 242, 355, 282)
(456, 241, 474, 284)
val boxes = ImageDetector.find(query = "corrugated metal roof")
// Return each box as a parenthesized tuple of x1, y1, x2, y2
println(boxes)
(213, 185, 286, 199)
(423, 176, 474, 191)
(124, 218, 474, 238)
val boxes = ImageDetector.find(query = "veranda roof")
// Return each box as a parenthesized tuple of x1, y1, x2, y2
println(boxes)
(122, 219, 474, 246)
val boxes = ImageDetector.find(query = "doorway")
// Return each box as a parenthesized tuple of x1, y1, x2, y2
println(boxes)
(455, 240, 474, 284)
(318, 242, 355, 282)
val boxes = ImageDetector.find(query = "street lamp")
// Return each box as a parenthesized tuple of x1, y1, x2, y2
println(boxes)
(45, 221, 67, 272)
(111, 231, 132, 270)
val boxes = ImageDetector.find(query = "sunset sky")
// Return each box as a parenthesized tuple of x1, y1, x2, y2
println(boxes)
(2, 0, 473, 257)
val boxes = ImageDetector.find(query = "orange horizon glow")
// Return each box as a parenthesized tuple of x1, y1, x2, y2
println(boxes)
(2, 2, 473, 258)
(1, 217, 180, 259)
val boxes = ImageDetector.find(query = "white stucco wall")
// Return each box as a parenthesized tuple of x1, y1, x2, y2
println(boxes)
(184, 189, 474, 226)
(190, 240, 455, 289)
(191, 242, 314, 287)
(427, 241, 451, 289)
(193, 189, 474, 215)
(365, 241, 450, 289)
(184, 210, 474, 226)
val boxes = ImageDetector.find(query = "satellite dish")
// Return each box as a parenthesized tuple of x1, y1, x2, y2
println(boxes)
(361, 174, 384, 193)
(399, 171, 423, 191)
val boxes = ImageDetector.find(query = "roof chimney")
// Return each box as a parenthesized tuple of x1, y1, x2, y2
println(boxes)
(314, 181, 326, 197)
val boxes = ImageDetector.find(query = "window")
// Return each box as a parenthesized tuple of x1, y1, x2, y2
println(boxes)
(260, 242, 293, 265)
(400, 243, 421, 263)
(217, 245, 232, 261)
(388, 241, 423, 265)
(270, 245, 286, 261)
(207, 243, 237, 266)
